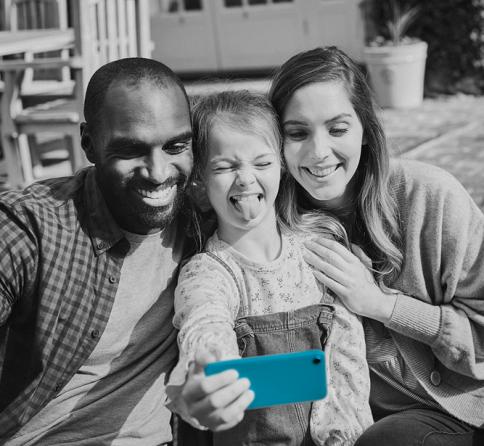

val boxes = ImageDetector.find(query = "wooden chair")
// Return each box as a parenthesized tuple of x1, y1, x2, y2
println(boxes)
(0, 57, 84, 188)
(74, 0, 153, 88)
(0, 0, 152, 190)
(4, 0, 73, 95)
(1, 0, 74, 178)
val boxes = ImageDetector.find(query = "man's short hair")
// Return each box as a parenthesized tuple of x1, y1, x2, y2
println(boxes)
(83, 57, 190, 137)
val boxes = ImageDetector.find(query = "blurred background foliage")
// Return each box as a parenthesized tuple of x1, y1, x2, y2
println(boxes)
(363, 0, 484, 95)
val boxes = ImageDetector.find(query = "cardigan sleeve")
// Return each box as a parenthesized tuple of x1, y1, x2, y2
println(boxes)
(387, 160, 484, 379)
(165, 252, 241, 420)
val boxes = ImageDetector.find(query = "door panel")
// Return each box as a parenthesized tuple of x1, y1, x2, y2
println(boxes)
(150, 0, 219, 72)
(302, 0, 363, 59)
(149, 0, 365, 72)
(215, 0, 305, 70)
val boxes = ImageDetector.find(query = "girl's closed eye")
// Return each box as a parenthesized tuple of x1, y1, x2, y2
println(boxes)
(255, 154, 278, 168)
(211, 163, 233, 173)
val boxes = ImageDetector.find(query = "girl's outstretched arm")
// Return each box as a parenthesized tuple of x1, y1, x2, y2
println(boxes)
(166, 252, 253, 430)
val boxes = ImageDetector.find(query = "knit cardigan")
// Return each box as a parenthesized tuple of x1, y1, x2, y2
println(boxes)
(385, 157, 484, 427)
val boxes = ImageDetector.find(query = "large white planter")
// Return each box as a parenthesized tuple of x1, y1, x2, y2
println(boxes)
(364, 41, 428, 108)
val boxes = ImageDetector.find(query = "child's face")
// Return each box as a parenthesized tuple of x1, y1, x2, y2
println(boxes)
(202, 122, 281, 233)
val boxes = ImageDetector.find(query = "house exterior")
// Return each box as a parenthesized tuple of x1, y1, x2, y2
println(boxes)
(149, 0, 365, 74)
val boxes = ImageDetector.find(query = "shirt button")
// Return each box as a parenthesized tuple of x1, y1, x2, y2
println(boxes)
(109, 276, 117, 283)
(91, 329, 100, 339)
(53, 383, 62, 392)
(430, 371, 441, 386)
(97, 242, 104, 249)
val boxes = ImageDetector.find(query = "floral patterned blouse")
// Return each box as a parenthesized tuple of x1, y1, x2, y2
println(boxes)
(166, 232, 373, 445)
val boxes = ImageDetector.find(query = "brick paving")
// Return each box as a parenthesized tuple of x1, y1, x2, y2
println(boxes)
(382, 94, 484, 213)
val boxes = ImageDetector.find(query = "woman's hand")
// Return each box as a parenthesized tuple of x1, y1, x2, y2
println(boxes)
(181, 349, 255, 432)
(303, 237, 396, 324)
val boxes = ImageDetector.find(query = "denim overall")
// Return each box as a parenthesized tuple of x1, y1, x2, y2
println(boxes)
(214, 304, 334, 446)
(175, 252, 334, 446)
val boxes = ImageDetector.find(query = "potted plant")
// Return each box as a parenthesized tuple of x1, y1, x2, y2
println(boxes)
(363, 1, 428, 108)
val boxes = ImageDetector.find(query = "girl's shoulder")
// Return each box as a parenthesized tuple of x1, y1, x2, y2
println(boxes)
(181, 232, 228, 269)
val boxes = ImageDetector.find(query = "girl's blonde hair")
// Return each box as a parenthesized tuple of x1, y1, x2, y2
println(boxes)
(269, 46, 404, 289)
(190, 89, 350, 250)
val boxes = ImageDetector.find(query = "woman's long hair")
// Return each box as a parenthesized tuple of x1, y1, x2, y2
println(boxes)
(269, 46, 403, 289)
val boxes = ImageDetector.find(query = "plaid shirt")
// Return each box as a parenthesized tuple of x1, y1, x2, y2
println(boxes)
(0, 168, 192, 442)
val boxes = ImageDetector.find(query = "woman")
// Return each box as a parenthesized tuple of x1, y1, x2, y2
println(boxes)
(268, 46, 484, 445)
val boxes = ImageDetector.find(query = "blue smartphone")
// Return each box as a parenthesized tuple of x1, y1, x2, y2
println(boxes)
(205, 350, 327, 410)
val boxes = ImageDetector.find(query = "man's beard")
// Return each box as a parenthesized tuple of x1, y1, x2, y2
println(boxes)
(95, 168, 189, 233)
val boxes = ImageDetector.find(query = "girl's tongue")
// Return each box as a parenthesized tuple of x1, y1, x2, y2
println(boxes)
(233, 194, 261, 221)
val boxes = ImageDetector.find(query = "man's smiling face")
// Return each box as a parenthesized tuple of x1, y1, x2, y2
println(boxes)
(82, 80, 193, 234)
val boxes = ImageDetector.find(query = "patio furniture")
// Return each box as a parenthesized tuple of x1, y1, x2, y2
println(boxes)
(0, 0, 152, 190)
(4, 0, 73, 96)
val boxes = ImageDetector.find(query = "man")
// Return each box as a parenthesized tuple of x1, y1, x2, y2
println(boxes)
(0, 58, 251, 445)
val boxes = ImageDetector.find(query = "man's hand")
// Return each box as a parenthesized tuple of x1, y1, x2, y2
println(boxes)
(181, 350, 255, 432)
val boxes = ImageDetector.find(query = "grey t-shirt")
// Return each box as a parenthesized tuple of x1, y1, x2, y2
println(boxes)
(8, 225, 182, 445)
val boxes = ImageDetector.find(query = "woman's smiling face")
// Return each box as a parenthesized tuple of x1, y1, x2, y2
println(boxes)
(282, 80, 365, 210)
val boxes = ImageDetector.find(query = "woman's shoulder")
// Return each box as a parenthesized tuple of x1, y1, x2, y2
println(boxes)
(389, 157, 469, 201)
(389, 157, 482, 229)
(390, 157, 459, 186)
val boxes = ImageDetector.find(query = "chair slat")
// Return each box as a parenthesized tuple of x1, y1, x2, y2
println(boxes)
(1, 0, 152, 190)
(106, 0, 119, 61)
(117, 0, 128, 58)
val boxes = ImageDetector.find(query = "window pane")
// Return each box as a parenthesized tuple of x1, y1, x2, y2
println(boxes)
(159, 0, 179, 13)
(224, 0, 242, 7)
(184, 0, 202, 10)
(272, 0, 293, 3)
(249, 0, 267, 4)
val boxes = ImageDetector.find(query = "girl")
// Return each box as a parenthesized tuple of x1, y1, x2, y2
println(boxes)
(269, 46, 484, 445)
(166, 90, 373, 446)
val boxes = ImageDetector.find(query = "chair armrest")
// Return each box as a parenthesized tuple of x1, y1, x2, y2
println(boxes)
(0, 56, 82, 72)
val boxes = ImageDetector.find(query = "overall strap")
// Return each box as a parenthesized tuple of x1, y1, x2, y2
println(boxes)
(204, 251, 243, 302)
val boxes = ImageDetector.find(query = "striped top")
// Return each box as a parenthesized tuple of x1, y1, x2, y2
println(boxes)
(364, 318, 443, 414)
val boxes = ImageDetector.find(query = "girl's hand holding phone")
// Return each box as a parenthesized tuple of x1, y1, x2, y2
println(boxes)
(181, 349, 255, 432)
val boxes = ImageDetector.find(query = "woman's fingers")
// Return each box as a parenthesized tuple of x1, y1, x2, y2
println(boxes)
(303, 249, 348, 285)
(306, 237, 357, 263)
(351, 243, 372, 268)
(304, 239, 348, 271)
(310, 267, 347, 297)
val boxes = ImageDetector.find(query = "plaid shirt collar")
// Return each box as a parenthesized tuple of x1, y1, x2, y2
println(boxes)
(83, 168, 125, 256)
